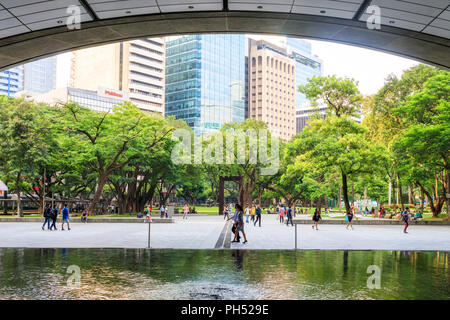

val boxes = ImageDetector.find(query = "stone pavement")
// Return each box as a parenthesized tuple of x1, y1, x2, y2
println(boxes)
(0, 215, 448, 251)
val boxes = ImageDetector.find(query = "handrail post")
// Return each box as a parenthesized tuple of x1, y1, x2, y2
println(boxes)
(147, 219, 151, 248)
(295, 223, 297, 250)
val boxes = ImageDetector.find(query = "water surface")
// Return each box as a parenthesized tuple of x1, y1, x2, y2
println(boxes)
(0, 249, 448, 299)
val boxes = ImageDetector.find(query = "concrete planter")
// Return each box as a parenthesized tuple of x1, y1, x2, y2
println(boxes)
(292, 218, 449, 226)
(0, 217, 173, 223)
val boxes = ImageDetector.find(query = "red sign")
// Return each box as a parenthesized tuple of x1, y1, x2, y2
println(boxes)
(104, 90, 123, 98)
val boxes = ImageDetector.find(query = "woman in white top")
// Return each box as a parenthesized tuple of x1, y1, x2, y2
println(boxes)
(245, 206, 250, 223)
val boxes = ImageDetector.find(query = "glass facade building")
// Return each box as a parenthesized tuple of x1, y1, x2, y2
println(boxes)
(286, 38, 323, 109)
(23, 56, 57, 93)
(165, 34, 245, 135)
(0, 66, 23, 96)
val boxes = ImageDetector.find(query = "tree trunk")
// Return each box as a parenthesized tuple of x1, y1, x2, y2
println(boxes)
(3, 190, 7, 214)
(408, 185, 412, 205)
(388, 176, 392, 205)
(342, 173, 351, 213)
(87, 174, 108, 215)
(16, 190, 22, 217)
(316, 197, 322, 213)
(420, 189, 425, 214)
(446, 170, 450, 218)
(397, 173, 404, 211)
(396, 175, 399, 207)
(351, 181, 355, 206)
(417, 182, 444, 217)
(338, 187, 341, 209)
(15, 172, 23, 217)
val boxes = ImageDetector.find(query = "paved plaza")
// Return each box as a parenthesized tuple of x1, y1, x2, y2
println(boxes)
(0, 215, 448, 251)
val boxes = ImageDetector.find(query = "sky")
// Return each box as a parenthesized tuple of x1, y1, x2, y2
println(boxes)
(56, 34, 420, 95)
(308, 39, 419, 95)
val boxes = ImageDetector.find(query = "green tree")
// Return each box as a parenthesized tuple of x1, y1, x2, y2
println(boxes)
(393, 70, 450, 217)
(299, 75, 362, 118)
(55, 102, 174, 214)
(289, 116, 385, 213)
(0, 97, 50, 216)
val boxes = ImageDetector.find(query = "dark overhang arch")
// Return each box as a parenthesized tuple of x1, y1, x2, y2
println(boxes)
(0, 8, 449, 71)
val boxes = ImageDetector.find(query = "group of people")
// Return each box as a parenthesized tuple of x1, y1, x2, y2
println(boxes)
(41, 203, 73, 231)
(243, 204, 262, 226)
(275, 205, 294, 226)
(140, 203, 197, 222)
(273, 205, 310, 215)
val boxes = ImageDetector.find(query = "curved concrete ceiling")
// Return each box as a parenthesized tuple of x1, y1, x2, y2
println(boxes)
(0, 0, 449, 71)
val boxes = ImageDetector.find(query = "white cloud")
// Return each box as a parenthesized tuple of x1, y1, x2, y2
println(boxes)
(308, 39, 419, 95)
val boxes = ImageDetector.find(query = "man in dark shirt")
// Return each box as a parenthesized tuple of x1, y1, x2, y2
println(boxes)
(254, 204, 262, 227)
(41, 204, 51, 230)
(50, 205, 58, 230)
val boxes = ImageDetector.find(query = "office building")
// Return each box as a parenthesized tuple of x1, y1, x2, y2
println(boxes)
(286, 38, 324, 133)
(165, 34, 245, 135)
(247, 38, 296, 140)
(0, 66, 23, 97)
(23, 56, 57, 93)
(287, 38, 323, 108)
(70, 38, 165, 113)
(15, 86, 129, 113)
(295, 106, 328, 133)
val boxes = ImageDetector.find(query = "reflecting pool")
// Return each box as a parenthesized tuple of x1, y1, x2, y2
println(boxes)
(0, 249, 448, 300)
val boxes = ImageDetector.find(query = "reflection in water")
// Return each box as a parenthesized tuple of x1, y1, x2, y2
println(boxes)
(233, 250, 244, 270)
(343, 250, 349, 276)
(0, 249, 448, 300)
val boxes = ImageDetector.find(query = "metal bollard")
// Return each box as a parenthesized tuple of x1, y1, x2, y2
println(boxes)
(147, 219, 151, 248)
(295, 223, 297, 250)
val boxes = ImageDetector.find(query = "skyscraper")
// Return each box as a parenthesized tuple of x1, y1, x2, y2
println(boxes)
(70, 38, 165, 113)
(247, 38, 296, 140)
(23, 56, 57, 93)
(0, 66, 23, 97)
(286, 38, 323, 133)
(165, 34, 245, 135)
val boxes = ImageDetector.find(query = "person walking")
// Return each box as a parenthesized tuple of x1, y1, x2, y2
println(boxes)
(42, 204, 51, 230)
(232, 204, 247, 244)
(254, 204, 262, 227)
(143, 206, 150, 223)
(279, 206, 285, 224)
(345, 210, 354, 230)
(227, 207, 241, 243)
(286, 206, 294, 226)
(183, 204, 189, 219)
(61, 204, 71, 231)
(223, 205, 230, 220)
(250, 205, 255, 222)
(50, 205, 59, 230)
(402, 207, 410, 233)
(364, 206, 369, 215)
(245, 205, 250, 223)
(160, 204, 165, 218)
(312, 208, 321, 230)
